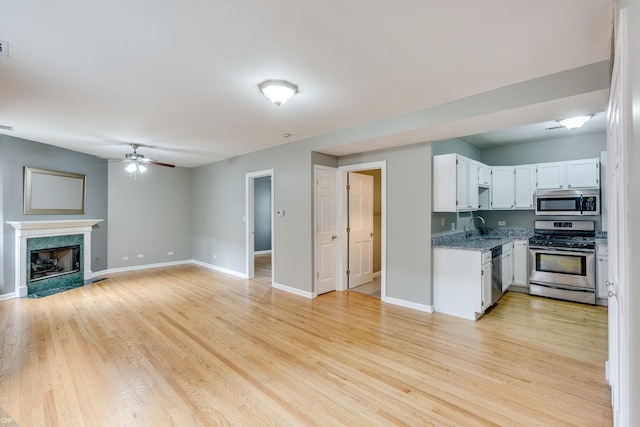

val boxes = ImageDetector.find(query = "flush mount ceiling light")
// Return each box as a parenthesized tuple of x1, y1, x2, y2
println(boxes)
(258, 80, 298, 106)
(557, 115, 594, 130)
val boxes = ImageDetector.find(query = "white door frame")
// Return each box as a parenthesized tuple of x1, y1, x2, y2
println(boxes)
(336, 161, 386, 299)
(245, 169, 275, 282)
(314, 165, 338, 295)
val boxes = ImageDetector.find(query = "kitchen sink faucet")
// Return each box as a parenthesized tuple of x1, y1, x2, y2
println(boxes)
(467, 215, 486, 238)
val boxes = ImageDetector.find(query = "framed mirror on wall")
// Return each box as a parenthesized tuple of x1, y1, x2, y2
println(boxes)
(24, 167, 86, 214)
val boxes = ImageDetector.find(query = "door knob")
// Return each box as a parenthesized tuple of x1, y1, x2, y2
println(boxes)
(608, 290, 616, 298)
(606, 281, 613, 287)
(331, 235, 337, 240)
(370, 232, 374, 237)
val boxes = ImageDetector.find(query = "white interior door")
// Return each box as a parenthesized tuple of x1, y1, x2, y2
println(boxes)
(348, 172, 373, 288)
(315, 167, 337, 295)
(606, 8, 629, 426)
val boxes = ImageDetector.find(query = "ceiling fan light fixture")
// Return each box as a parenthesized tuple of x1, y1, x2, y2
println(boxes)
(126, 162, 147, 174)
(557, 115, 593, 130)
(258, 80, 298, 106)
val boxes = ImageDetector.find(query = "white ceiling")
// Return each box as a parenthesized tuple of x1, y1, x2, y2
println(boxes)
(460, 111, 608, 148)
(0, 1, 613, 167)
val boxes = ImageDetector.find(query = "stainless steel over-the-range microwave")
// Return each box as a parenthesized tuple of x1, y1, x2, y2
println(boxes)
(534, 189, 600, 216)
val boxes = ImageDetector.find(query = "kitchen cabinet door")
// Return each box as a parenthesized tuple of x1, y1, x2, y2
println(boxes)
(537, 162, 567, 190)
(596, 243, 609, 299)
(513, 240, 529, 287)
(514, 165, 537, 209)
(502, 242, 514, 291)
(482, 260, 492, 312)
(567, 158, 599, 189)
(468, 161, 479, 210)
(478, 163, 491, 187)
(433, 154, 478, 212)
(456, 156, 470, 210)
(491, 166, 515, 209)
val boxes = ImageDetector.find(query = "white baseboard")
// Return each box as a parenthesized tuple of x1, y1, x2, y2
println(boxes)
(191, 260, 248, 279)
(382, 296, 434, 313)
(93, 260, 193, 276)
(0, 291, 17, 301)
(373, 271, 381, 278)
(254, 250, 272, 255)
(272, 282, 314, 299)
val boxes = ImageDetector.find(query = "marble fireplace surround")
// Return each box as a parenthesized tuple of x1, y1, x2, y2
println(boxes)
(7, 219, 103, 297)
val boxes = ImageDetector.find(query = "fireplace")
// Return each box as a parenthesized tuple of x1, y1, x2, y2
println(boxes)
(30, 245, 81, 282)
(6, 219, 103, 298)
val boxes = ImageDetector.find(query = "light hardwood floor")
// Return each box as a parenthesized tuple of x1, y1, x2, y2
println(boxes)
(0, 265, 611, 426)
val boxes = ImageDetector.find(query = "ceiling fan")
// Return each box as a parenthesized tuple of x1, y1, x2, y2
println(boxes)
(123, 144, 175, 173)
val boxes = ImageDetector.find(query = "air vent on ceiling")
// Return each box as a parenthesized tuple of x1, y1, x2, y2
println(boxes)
(0, 41, 8, 57)
(0, 125, 14, 131)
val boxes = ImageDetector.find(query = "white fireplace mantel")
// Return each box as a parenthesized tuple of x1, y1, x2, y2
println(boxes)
(7, 219, 103, 297)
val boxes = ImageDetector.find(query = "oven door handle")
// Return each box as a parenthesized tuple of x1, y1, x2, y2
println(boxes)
(529, 246, 595, 254)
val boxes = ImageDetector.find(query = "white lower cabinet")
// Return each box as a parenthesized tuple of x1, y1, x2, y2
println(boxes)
(502, 242, 514, 291)
(434, 247, 491, 320)
(482, 254, 492, 312)
(596, 243, 608, 300)
(513, 240, 529, 287)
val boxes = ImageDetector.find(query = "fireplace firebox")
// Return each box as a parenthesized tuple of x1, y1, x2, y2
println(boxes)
(30, 245, 81, 282)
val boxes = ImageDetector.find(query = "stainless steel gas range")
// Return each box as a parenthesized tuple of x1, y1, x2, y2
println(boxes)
(529, 220, 596, 305)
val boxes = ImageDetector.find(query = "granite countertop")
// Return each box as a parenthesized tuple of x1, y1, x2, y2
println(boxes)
(432, 228, 534, 252)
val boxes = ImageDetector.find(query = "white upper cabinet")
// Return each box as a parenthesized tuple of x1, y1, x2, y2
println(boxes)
(537, 161, 567, 190)
(478, 164, 491, 187)
(490, 166, 515, 209)
(433, 154, 480, 212)
(468, 161, 479, 210)
(566, 158, 599, 189)
(434, 155, 600, 213)
(455, 156, 470, 210)
(537, 158, 600, 190)
(514, 164, 537, 209)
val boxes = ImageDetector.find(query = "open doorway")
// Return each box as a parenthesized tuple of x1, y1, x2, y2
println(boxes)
(337, 161, 386, 300)
(347, 169, 382, 297)
(245, 169, 274, 285)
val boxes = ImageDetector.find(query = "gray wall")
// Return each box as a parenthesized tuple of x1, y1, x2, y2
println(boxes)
(108, 162, 192, 269)
(616, 0, 639, 423)
(192, 142, 313, 291)
(432, 138, 482, 160)
(254, 176, 271, 252)
(481, 132, 606, 165)
(339, 142, 432, 305)
(0, 135, 108, 297)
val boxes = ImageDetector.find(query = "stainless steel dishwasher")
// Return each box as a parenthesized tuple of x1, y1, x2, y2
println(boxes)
(490, 245, 504, 305)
